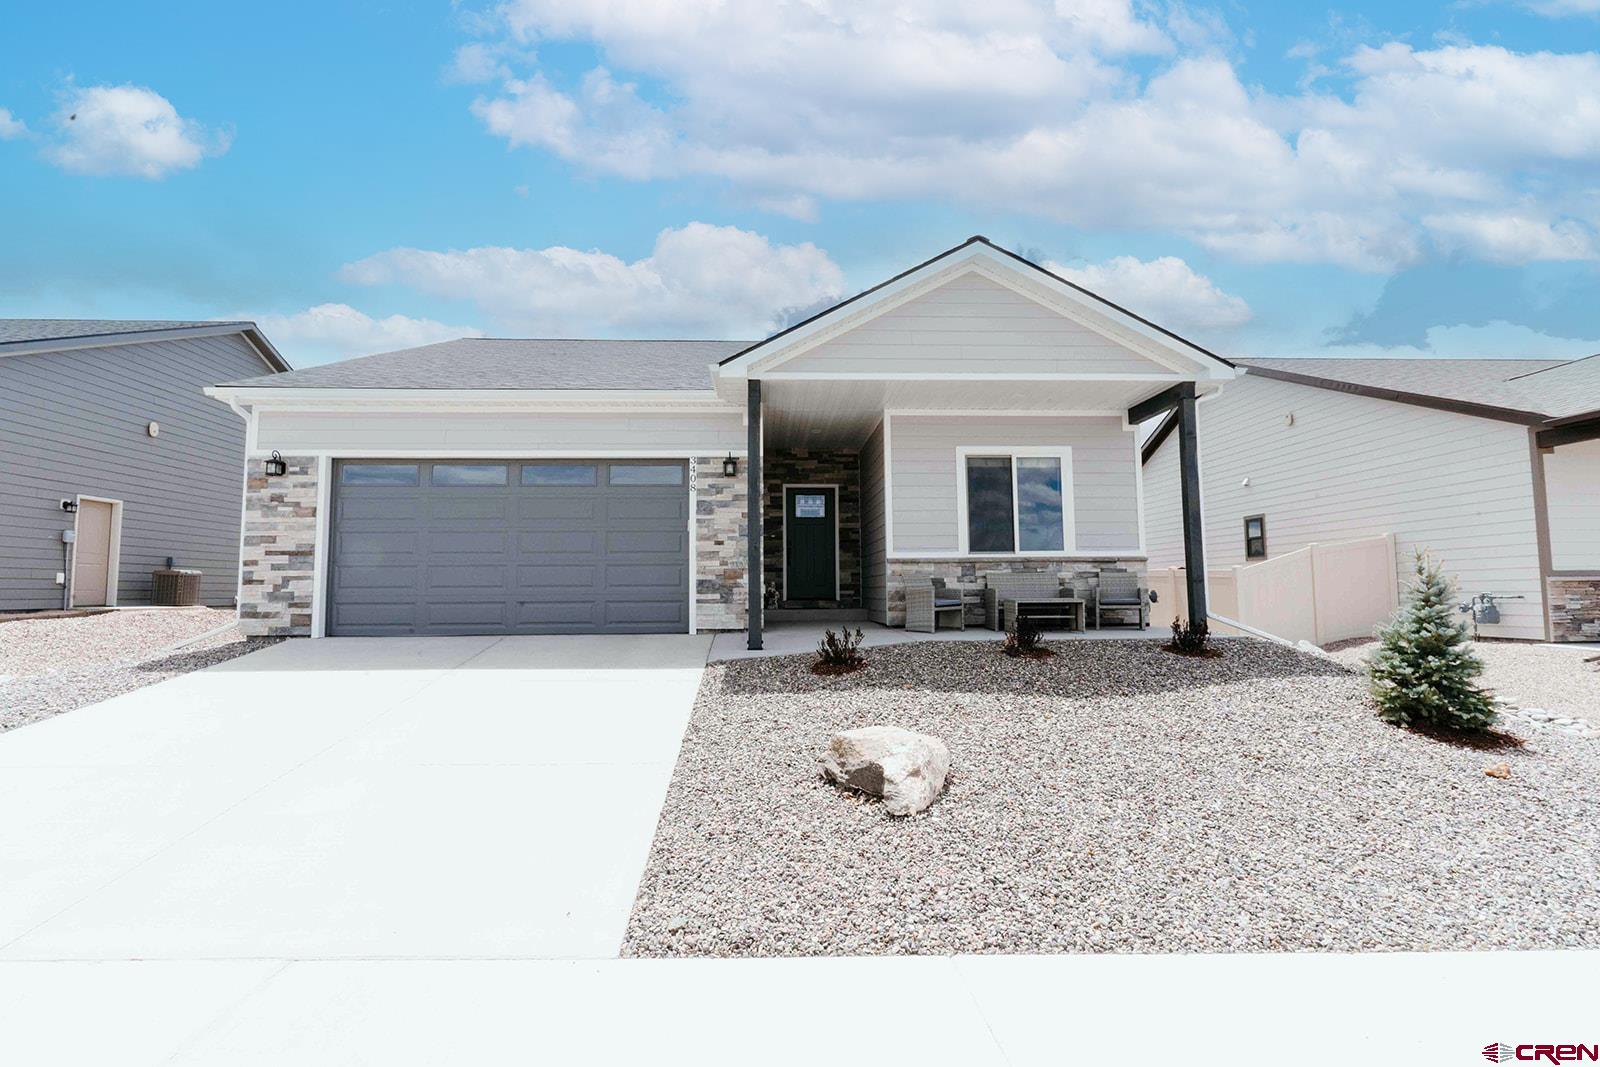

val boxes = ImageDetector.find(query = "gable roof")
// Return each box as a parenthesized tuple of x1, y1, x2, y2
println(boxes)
(717, 235, 1237, 379)
(0, 318, 290, 372)
(220, 338, 747, 391)
(1142, 353, 1600, 462)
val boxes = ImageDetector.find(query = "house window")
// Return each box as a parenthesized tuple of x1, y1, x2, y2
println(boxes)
(431, 464, 508, 486)
(1244, 515, 1267, 559)
(961, 450, 1069, 554)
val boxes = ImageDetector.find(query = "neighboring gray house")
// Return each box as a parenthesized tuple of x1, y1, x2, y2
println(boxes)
(1142, 356, 1600, 642)
(206, 237, 1234, 643)
(0, 320, 289, 611)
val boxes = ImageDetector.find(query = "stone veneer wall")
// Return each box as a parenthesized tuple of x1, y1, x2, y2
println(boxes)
(239, 454, 318, 637)
(884, 557, 1147, 627)
(763, 449, 861, 607)
(694, 455, 748, 631)
(1547, 576, 1600, 642)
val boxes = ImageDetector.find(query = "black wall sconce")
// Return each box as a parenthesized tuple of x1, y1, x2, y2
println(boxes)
(264, 450, 288, 477)
(60, 498, 78, 513)
(721, 453, 738, 477)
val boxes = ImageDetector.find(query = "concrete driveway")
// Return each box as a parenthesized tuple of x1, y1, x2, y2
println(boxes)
(0, 634, 710, 962)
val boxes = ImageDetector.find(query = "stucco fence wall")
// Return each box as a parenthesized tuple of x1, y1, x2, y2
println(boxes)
(883, 557, 1147, 628)
(237, 454, 749, 637)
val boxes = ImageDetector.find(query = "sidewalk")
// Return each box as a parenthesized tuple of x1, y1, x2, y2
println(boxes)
(2, 951, 1590, 1066)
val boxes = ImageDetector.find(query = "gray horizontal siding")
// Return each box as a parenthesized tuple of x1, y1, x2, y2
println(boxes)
(0, 333, 271, 610)
(888, 414, 1141, 554)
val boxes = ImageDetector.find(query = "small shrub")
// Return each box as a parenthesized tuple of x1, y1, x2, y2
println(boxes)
(1368, 551, 1495, 731)
(1001, 614, 1048, 658)
(814, 627, 866, 673)
(1167, 616, 1212, 656)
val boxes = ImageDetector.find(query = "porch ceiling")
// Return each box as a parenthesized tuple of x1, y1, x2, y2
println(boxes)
(760, 377, 1209, 448)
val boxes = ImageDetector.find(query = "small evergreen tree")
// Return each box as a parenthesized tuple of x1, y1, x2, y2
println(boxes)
(1368, 551, 1496, 730)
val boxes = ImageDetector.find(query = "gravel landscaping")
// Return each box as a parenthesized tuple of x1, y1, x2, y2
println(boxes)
(0, 608, 279, 731)
(623, 639, 1600, 957)
(1327, 637, 1600, 727)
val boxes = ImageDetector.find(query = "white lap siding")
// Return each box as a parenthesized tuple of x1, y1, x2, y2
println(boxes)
(1543, 438, 1600, 571)
(252, 408, 745, 455)
(1143, 373, 1546, 640)
(888, 414, 1141, 556)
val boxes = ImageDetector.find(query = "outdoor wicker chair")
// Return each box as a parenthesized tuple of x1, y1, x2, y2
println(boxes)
(1092, 570, 1148, 629)
(904, 577, 965, 633)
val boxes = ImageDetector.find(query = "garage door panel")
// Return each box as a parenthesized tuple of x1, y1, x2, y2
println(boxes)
(329, 459, 689, 636)
(421, 529, 507, 554)
(607, 497, 687, 521)
(428, 496, 511, 521)
(516, 601, 604, 626)
(605, 564, 685, 590)
(518, 497, 602, 521)
(334, 565, 421, 589)
(338, 496, 426, 521)
(425, 564, 511, 589)
(516, 530, 600, 554)
(516, 564, 598, 588)
(606, 530, 686, 554)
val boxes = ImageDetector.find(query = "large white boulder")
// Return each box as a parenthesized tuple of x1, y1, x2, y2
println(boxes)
(821, 726, 950, 816)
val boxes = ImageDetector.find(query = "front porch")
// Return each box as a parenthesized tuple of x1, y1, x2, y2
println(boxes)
(709, 618, 1176, 661)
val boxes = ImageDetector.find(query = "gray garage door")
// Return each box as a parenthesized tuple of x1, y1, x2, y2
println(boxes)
(327, 459, 690, 636)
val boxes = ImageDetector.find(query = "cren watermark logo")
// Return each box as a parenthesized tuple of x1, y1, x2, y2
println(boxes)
(1483, 1044, 1600, 1064)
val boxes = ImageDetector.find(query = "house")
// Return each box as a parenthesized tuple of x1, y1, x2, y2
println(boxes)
(0, 320, 289, 611)
(206, 237, 1235, 644)
(1141, 356, 1600, 642)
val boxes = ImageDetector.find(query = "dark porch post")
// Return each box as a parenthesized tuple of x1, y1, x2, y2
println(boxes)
(746, 378, 763, 650)
(1175, 383, 1208, 628)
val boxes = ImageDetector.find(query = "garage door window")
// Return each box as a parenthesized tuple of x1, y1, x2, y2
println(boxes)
(340, 463, 419, 486)
(431, 464, 508, 486)
(609, 463, 683, 486)
(522, 463, 597, 486)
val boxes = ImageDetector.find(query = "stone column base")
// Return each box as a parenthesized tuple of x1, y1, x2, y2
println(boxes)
(1548, 576, 1600, 642)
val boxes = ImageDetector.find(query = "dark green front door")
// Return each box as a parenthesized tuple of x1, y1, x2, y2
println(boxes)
(785, 487, 837, 600)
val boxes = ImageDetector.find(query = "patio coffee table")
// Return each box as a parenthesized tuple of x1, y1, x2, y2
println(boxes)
(1001, 597, 1086, 633)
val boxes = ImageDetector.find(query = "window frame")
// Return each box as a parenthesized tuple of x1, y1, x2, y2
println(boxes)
(954, 445, 1075, 556)
(1243, 514, 1267, 559)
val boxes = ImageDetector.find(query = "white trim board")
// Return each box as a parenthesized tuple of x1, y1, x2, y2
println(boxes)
(781, 483, 842, 602)
(954, 446, 1077, 557)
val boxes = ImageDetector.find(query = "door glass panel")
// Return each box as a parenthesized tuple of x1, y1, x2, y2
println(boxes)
(965, 457, 1015, 552)
(340, 463, 419, 486)
(431, 464, 508, 486)
(521, 463, 597, 486)
(794, 493, 826, 518)
(609, 464, 684, 486)
(1016, 457, 1065, 552)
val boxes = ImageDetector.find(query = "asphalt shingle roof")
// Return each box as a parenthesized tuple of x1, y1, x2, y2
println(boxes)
(0, 319, 250, 346)
(220, 337, 751, 391)
(1236, 356, 1597, 421)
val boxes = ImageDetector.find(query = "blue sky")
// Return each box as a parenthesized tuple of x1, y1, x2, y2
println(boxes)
(2, 0, 1598, 366)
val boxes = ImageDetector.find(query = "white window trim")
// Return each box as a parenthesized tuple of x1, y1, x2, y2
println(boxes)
(954, 446, 1076, 557)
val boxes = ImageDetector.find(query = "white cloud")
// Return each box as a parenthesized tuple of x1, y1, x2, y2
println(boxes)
(1520, 0, 1600, 15)
(460, 6, 1600, 270)
(339, 222, 844, 336)
(1048, 255, 1252, 330)
(46, 85, 228, 178)
(1423, 212, 1598, 263)
(0, 108, 26, 139)
(1318, 320, 1600, 360)
(253, 304, 482, 365)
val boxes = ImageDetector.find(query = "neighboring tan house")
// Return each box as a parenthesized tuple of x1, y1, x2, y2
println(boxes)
(0, 320, 289, 612)
(206, 237, 1235, 643)
(1142, 356, 1600, 642)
